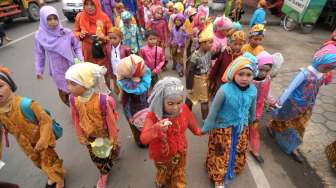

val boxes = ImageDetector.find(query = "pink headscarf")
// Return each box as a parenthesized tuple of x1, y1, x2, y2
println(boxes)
(213, 16, 233, 38)
(192, 9, 207, 31)
(257, 51, 273, 68)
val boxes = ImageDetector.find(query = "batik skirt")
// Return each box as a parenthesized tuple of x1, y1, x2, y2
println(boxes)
(268, 110, 311, 154)
(206, 126, 249, 185)
(155, 153, 186, 188)
(187, 74, 209, 104)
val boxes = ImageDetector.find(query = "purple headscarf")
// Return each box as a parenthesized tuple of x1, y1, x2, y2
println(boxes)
(35, 6, 74, 62)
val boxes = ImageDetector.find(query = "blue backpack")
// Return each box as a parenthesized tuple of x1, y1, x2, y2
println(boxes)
(20, 97, 63, 140)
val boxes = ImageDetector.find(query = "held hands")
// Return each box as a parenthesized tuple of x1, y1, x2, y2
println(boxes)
(79, 30, 88, 39)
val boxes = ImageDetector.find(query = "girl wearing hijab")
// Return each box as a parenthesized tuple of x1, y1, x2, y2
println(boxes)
(66, 63, 119, 188)
(35, 6, 83, 106)
(140, 77, 202, 188)
(116, 55, 151, 147)
(202, 54, 257, 188)
(0, 66, 65, 188)
(269, 44, 336, 163)
(73, 0, 112, 66)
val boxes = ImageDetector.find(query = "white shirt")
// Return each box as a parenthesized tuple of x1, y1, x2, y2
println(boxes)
(111, 44, 121, 75)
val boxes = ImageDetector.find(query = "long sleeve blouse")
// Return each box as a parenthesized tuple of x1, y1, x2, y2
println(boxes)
(140, 45, 165, 73)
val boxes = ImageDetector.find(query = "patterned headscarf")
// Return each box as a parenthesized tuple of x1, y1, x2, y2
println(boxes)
(222, 53, 258, 82)
(117, 55, 146, 82)
(65, 62, 110, 95)
(231, 30, 246, 41)
(121, 11, 132, 21)
(214, 16, 233, 31)
(249, 24, 265, 36)
(312, 44, 336, 70)
(148, 77, 185, 119)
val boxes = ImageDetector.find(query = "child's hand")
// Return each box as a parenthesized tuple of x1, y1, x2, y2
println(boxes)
(79, 136, 89, 145)
(36, 74, 43, 80)
(158, 119, 172, 132)
(34, 139, 47, 151)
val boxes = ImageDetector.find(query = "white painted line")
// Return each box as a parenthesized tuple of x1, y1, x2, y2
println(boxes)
(0, 18, 67, 49)
(247, 154, 271, 188)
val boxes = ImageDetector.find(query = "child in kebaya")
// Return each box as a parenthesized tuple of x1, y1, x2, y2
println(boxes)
(268, 44, 336, 163)
(0, 66, 65, 188)
(106, 27, 131, 95)
(209, 30, 246, 97)
(164, 1, 174, 21)
(147, 5, 169, 47)
(190, 9, 209, 52)
(66, 63, 119, 188)
(184, 7, 197, 58)
(140, 77, 201, 188)
(186, 23, 214, 120)
(168, 2, 184, 31)
(249, 51, 278, 164)
(140, 30, 165, 87)
(241, 24, 265, 56)
(170, 13, 189, 77)
(120, 11, 144, 54)
(35, 6, 83, 106)
(229, 0, 245, 22)
(114, 3, 137, 28)
(202, 55, 258, 188)
(117, 55, 151, 147)
(249, 0, 267, 28)
(212, 16, 233, 52)
(198, 0, 209, 17)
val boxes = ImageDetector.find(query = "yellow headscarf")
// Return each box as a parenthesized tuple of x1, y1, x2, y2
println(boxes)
(199, 23, 214, 43)
(173, 2, 184, 13)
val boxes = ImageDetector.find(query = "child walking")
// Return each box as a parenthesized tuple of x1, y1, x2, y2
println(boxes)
(170, 13, 189, 77)
(241, 24, 265, 56)
(202, 55, 257, 188)
(186, 23, 214, 120)
(106, 27, 131, 95)
(140, 77, 202, 188)
(35, 6, 83, 106)
(249, 51, 278, 164)
(120, 11, 144, 54)
(209, 30, 246, 97)
(140, 30, 165, 87)
(249, 0, 267, 28)
(116, 55, 151, 147)
(268, 44, 336, 163)
(0, 66, 65, 188)
(66, 63, 119, 188)
(229, 0, 244, 22)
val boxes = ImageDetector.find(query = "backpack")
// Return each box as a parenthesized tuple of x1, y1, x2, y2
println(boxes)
(20, 97, 63, 140)
(3, 97, 63, 148)
(69, 94, 110, 132)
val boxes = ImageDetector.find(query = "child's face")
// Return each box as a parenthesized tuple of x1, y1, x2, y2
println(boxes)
(164, 95, 183, 116)
(234, 68, 253, 87)
(200, 39, 213, 52)
(84, 0, 96, 15)
(258, 64, 272, 79)
(147, 35, 158, 47)
(66, 80, 87, 97)
(230, 39, 245, 53)
(189, 1, 195, 7)
(47, 14, 59, 29)
(124, 19, 131, 26)
(175, 19, 182, 27)
(117, 7, 124, 14)
(199, 16, 206, 25)
(0, 80, 12, 105)
(109, 33, 121, 47)
(249, 35, 263, 48)
(154, 11, 162, 19)
(219, 29, 230, 37)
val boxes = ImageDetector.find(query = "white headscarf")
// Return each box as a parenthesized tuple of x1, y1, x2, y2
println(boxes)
(148, 77, 185, 119)
(65, 62, 110, 96)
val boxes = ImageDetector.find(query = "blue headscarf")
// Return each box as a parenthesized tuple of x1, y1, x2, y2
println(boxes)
(312, 44, 336, 70)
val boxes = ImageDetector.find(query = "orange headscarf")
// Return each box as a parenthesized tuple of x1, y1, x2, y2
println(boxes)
(80, 0, 111, 34)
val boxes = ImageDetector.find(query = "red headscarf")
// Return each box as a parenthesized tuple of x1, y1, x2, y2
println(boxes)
(80, 0, 111, 34)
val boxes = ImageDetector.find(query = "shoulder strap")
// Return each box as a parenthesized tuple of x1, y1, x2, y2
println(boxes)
(99, 94, 108, 130)
(20, 97, 36, 123)
(154, 45, 157, 68)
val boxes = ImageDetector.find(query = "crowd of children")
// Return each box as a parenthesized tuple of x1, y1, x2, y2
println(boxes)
(0, 0, 336, 188)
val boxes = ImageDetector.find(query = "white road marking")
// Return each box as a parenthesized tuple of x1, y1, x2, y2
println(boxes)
(0, 18, 67, 49)
(247, 154, 271, 188)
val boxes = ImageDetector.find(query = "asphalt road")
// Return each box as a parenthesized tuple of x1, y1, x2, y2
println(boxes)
(0, 2, 325, 188)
